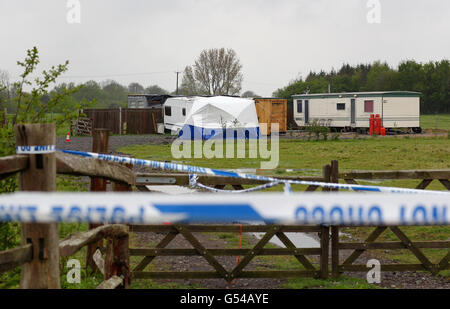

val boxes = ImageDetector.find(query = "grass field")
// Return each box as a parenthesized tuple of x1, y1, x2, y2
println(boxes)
(119, 137, 450, 171)
(421, 114, 450, 131)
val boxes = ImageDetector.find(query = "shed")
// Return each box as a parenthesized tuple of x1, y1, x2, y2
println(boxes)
(254, 98, 287, 135)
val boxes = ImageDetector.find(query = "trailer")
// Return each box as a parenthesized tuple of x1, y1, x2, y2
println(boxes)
(163, 96, 199, 133)
(292, 91, 421, 133)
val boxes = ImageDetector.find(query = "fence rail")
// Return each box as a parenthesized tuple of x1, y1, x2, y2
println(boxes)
(331, 226, 450, 277)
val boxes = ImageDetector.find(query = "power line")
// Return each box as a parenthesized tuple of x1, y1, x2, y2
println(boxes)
(10, 70, 173, 80)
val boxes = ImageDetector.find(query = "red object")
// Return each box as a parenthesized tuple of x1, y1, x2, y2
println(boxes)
(65, 132, 70, 142)
(380, 127, 386, 136)
(375, 114, 381, 135)
(369, 114, 375, 135)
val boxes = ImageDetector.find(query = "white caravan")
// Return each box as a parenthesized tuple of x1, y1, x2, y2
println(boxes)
(163, 96, 198, 133)
(292, 91, 421, 132)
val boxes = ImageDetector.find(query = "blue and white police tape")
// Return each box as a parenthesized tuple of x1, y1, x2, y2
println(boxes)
(0, 192, 448, 225)
(189, 174, 283, 194)
(16, 145, 56, 154)
(58, 149, 450, 196)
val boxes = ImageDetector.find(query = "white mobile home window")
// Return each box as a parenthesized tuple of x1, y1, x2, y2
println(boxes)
(337, 103, 346, 110)
(165, 106, 172, 116)
(297, 100, 303, 113)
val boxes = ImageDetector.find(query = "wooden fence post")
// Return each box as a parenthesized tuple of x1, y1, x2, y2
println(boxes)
(330, 160, 340, 278)
(104, 232, 130, 289)
(14, 123, 60, 289)
(331, 226, 340, 278)
(87, 128, 110, 273)
(322, 164, 331, 192)
(112, 155, 133, 192)
(109, 157, 132, 287)
(319, 225, 330, 279)
(330, 160, 339, 191)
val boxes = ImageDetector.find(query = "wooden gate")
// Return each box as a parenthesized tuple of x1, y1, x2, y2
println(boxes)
(331, 226, 450, 277)
(130, 225, 330, 282)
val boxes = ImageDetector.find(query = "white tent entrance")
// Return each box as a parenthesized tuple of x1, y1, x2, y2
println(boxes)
(178, 96, 260, 140)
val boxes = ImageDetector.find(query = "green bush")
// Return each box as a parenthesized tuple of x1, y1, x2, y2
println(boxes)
(305, 120, 331, 141)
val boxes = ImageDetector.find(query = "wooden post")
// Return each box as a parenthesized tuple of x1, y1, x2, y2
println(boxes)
(104, 232, 130, 289)
(331, 226, 340, 278)
(14, 123, 60, 289)
(330, 160, 339, 191)
(322, 164, 331, 192)
(319, 225, 329, 279)
(87, 128, 110, 273)
(330, 160, 340, 278)
(112, 155, 133, 192)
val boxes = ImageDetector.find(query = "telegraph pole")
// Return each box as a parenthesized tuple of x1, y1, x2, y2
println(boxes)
(175, 71, 181, 95)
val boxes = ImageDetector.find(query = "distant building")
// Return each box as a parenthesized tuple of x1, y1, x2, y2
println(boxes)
(127, 94, 172, 109)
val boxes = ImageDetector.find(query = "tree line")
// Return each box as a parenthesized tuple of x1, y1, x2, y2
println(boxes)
(0, 48, 253, 113)
(273, 60, 450, 114)
(0, 76, 171, 112)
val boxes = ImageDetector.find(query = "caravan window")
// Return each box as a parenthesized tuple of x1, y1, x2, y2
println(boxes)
(182, 108, 186, 116)
(364, 100, 374, 113)
(165, 106, 172, 116)
(337, 103, 346, 110)
(297, 100, 302, 113)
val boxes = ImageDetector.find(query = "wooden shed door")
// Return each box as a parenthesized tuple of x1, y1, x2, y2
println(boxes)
(271, 100, 286, 133)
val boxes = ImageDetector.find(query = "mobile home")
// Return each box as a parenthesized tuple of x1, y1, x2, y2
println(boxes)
(292, 91, 421, 133)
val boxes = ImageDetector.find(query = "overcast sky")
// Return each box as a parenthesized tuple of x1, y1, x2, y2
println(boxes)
(0, 0, 449, 96)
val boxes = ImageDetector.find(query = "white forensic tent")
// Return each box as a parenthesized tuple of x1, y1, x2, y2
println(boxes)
(178, 96, 260, 140)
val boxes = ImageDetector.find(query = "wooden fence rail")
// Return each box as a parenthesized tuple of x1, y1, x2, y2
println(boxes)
(0, 244, 33, 274)
(339, 169, 450, 190)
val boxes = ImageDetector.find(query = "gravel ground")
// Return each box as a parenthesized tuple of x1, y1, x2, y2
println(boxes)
(59, 133, 449, 289)
(57, 134, 176, 153)
(132, 230, 287, 289)
(57, 130, 448, 153)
